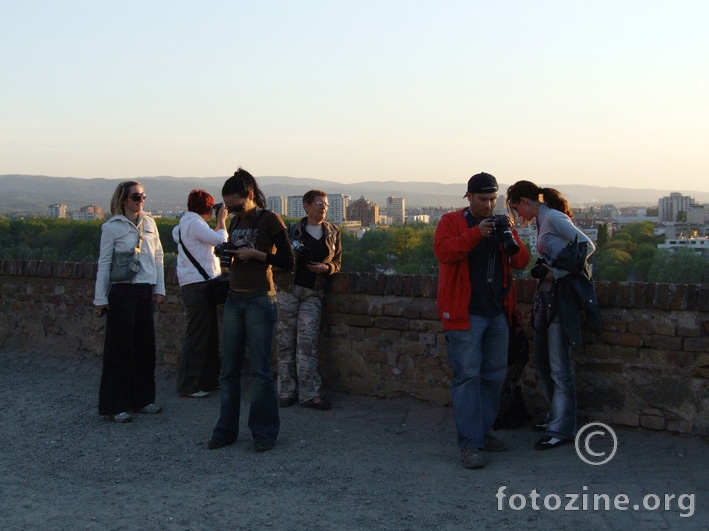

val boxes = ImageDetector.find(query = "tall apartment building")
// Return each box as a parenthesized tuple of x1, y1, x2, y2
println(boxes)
(47, 204, 67, 218)
(72, 205, 105, 221)
(267, 196, 287, 217)
(326, 194, 349, 223)
(386, 196, 406, 224)
(659, 193, 696, 222)
(287, 195, 306, 219)
(346, 196, 379, 227)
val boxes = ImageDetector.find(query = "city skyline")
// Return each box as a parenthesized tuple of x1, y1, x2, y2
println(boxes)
(2, 2, 708, 191)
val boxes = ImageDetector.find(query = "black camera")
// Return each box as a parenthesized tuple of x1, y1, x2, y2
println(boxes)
(212, 202, 225, 212)
(531, 256, 552, 279)
(488, 215, 520, 256)
(291, 240, 311, 262)
(214, 242, 245, 269)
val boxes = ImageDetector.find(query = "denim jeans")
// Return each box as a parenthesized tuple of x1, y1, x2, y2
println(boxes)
(445, 312, 509, 450)
(533, 290, 577, 440)
(212, 292, 280, 444)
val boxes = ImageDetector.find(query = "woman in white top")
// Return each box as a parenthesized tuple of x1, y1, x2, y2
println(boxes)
(94, 181, 166, 423)
(172, 190, 228, 398)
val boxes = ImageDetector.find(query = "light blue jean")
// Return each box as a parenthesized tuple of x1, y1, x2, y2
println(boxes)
(445, 313, 509, 450)
(212, 293, 280, 444)
(533, 290, 577, 440)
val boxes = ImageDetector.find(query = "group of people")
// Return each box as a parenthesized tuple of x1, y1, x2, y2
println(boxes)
(435, 172, 596, 469)
(93, 169, 597, 468)
(93, 169, 341, 453)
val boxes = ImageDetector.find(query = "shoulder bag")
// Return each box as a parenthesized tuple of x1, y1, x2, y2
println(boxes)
(179, 229, 230, 305)
(110, 221, 143, 282)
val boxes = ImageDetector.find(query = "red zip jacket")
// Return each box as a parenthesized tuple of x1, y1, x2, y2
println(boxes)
(434, 208, 530, 331)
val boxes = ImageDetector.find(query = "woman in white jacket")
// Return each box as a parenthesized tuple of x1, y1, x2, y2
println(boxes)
(94, 181, 166, 423)
(172, 190, 228, 398)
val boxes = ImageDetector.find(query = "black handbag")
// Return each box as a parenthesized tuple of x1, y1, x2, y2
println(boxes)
(179, 230, 229, 305)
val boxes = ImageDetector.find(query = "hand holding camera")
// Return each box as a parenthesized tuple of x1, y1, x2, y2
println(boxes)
(486, 215, 521, 256)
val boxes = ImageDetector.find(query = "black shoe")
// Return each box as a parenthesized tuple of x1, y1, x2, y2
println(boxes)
(208, 437, 234, 450)
(534, 435, 572, 451)
(278, 397, 297, 408)
(254, 440, 275, 452)
(301, 397, 332, 411)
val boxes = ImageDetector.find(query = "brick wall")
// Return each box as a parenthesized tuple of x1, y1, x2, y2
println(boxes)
(2, 259, 709, 436)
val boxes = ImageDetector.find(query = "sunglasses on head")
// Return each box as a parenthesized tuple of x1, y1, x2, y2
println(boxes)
(129, 193, 146, 202)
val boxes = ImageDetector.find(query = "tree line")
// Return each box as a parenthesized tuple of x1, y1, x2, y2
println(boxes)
(2, 217, 708, 283)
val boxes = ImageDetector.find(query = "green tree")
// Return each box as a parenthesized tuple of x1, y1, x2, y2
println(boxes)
(596, 223, 609, 248)
(647, 247, 709, 284)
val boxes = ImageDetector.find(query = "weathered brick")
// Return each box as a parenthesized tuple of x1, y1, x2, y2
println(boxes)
(374, 316, 409, 331)
(684, 338, 709, 352)
(643, 335, 682, 350)
(627, 320, 652, 334)
(667, 351, 695, 367)
(603, 319, 627, 332)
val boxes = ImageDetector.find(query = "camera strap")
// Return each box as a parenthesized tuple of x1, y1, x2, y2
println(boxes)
(178, 229, 211, 281)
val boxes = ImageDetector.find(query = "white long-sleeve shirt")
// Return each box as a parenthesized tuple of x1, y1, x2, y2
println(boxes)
(171, 212, 228, 286)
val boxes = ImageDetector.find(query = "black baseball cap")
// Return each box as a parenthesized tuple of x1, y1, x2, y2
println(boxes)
(465, 172, 499, 196)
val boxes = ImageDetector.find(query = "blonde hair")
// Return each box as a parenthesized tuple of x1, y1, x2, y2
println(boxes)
(110, 181, 141, 216)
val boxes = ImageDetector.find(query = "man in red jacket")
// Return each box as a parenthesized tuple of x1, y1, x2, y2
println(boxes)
(434, 172, 530, 469)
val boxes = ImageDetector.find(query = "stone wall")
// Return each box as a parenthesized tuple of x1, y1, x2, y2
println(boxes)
(2, 259, 709, 436)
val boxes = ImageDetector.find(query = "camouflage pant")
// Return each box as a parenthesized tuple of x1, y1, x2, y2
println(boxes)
(276, 285, 324, 403)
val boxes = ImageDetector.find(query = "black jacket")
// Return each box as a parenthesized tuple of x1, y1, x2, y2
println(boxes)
(552, 238, 601, 345)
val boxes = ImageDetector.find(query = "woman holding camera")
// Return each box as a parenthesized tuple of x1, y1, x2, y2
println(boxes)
(276, 189, 342, 411)
(506, 180, 596, 450)
(208, 168, 294, 452)
(172, 190, 228, 398)
(94, 181, 165, 423)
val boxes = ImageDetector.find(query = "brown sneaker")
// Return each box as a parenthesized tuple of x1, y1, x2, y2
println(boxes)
(461, 448, 485, 469)
(480, 434, 508, 452)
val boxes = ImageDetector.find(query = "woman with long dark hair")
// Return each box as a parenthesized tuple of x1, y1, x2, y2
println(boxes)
(94, 181, 165, 423)
(506, 180, 596, 450)
(208, 168, 294, 452)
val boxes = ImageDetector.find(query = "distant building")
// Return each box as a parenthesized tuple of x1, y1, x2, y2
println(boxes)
(287, 195, 306, 219)
(267, 196, 287, 216)
(72, 205, 105, 221)
(659, 193, 696, 222)
(47, 204, 67, 218)
(326, 194, 349, 223)
(339, 221, 362, 233)
(406, 214, 430, 224)
(658, 237, 709, 261)
(386, 196, 406, 224)
(347, 196, 379, 227)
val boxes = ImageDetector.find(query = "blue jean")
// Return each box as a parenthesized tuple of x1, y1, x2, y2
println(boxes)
(445, 313, 509, 450)
(533, 290, 577, 440)
(212, 293, 279, 444)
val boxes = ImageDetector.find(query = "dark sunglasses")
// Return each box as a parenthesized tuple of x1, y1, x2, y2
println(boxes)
(129, 193, 146, 202)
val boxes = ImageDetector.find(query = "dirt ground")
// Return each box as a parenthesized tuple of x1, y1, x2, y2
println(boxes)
(1, 349, 707, 531)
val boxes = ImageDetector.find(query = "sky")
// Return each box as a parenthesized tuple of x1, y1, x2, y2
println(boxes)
(2, 1, 708, 190)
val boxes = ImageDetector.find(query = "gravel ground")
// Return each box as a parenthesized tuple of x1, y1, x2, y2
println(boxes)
(1, 349, 707, 531)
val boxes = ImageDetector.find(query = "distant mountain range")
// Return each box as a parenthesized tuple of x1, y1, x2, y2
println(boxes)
(2, 174, 709, 214)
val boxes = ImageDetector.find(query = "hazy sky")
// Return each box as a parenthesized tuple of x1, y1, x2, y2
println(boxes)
(2, 1, 708, 190)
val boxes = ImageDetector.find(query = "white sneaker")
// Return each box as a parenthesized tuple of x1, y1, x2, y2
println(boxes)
(183, 390, 210, 398)
(110, 412, 132, 423)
